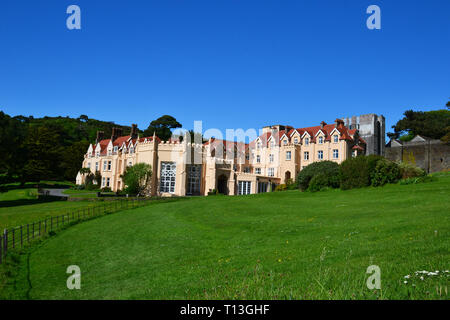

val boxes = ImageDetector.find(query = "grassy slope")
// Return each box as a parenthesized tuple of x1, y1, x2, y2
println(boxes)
(3, 176, 450, 299)
(0, 200, 112, 229)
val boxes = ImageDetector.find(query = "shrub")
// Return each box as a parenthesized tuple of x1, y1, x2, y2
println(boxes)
(297, 161, 340, 191)
(208, 189, 219, 195)
(308, 173, 331, 192)
(121, 163, 152, 196)
(397, 161, 426, 179)
(371, 159, 401, 187)
(101, 187, 112, 192)
(275, 184, 287, 192)
(339, 155, 383, 190)
(399, 175, 436, 185)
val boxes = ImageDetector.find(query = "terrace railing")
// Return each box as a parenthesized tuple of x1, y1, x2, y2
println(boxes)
(0, 198, 154, 264)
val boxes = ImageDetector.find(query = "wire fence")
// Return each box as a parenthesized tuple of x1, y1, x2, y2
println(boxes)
(0, 198, 153, 264)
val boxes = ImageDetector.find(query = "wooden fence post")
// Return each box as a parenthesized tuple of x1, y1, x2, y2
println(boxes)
(32, 223, 35, 239)
(3, 229, 8, 256)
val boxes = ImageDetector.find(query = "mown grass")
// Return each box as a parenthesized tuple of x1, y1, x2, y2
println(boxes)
(0, 188, 37, 202)
(1, 175, 449, 300)
(0, 200, 115, 229)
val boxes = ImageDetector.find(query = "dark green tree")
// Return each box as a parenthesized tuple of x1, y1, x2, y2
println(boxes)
(22, 126, 63, 182)
(142, 115, 182, 141)
(387, 107, 450, 141)
(61, 140, 90, 181)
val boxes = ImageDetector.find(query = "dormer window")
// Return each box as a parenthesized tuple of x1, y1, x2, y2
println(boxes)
(294, 137, 299, 144)
(283, 140, 287, 145)
(95, 151, 100, 157)
(113, 146, 118, 153)
(333, 135, 338, 143)
(305, 137, 310, 145)
(107, 149, 112, 156)
(129, 147, 134, 154)
(318, 136, 324, 144)
(257, 142, 262, 149)
(270, 141, 275, 148)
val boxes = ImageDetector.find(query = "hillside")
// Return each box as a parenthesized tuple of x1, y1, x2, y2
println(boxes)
(2, 174, 449, 300)
(0, 111, 141, 183)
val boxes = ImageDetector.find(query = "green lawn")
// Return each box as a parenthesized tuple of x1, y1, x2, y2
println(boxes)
(0, 200, 114, 229)
(0, 188, 37, 202)
(1, 175, 449, 300)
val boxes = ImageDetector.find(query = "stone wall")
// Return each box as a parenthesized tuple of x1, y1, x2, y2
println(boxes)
(385, 140, 450, 173)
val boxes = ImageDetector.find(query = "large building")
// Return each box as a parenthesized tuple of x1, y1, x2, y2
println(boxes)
(342, 113, 385, 156)
(76, 118, 368, 196)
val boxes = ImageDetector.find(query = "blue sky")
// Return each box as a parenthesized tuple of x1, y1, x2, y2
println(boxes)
(1, 0, 449, 137)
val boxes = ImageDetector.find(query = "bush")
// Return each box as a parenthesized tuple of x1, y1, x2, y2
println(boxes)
(339, 155, 383, 190)
(371, 159, 401, 187)
(208, 189, 219, 195)
(275, 184, 287, 191)
(397, 162, 426, 179)
(399, 175, 436, 185)
(101, 187, 112, 192)
(308, 173, 331, 192)
(297, 161, 340, 191)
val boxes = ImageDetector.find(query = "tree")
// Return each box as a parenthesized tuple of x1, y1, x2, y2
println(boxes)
(61, 140, 90, 181)
(142, 115, 182, 141)
(22, 126, 63, 182)
(120, 163, 152, 196)
(387, 108, 450, 141)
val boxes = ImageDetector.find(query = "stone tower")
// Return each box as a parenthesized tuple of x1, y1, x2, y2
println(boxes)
(342, 114, 385, 156)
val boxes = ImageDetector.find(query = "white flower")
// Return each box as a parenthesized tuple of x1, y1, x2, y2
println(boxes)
(404, 275, 410, 279)
(420, 276, 424, 280)
(404, 281, 408, 284)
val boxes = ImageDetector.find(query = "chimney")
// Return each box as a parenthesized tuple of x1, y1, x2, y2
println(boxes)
(111, 127, 122, 142)
(334, 119, 344, 129)
(320, 121, 327, 129)
(96, 131, 104, 144)
(130, 124, 138, 139)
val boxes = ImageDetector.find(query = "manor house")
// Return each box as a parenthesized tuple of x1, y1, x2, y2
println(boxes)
(76, 118, 370, 196)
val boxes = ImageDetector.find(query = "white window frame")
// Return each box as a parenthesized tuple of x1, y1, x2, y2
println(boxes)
(238, 181, 251, 195)
(333, 135, 339, 143)
(305, 137, 309, 145)
(304, 151, 309, 160)
(255, 168, 261, 175)
(318, 150, 324, 160)
(333, 149, 339, 159)
(160, 162, 176, 193)
(269, 154, 274, 162)
(318, 136, 324, 144)
(286, 151, 291, 160)
(256, 155, 261, 163)
(268, 168, 275, 177)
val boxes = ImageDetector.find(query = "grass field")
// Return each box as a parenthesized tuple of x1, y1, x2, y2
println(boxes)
(1, 174, 449, 300)
(0, 200, 118, 230)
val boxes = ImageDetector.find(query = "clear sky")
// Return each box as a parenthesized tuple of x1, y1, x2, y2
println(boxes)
(1, 0, 449, 137)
